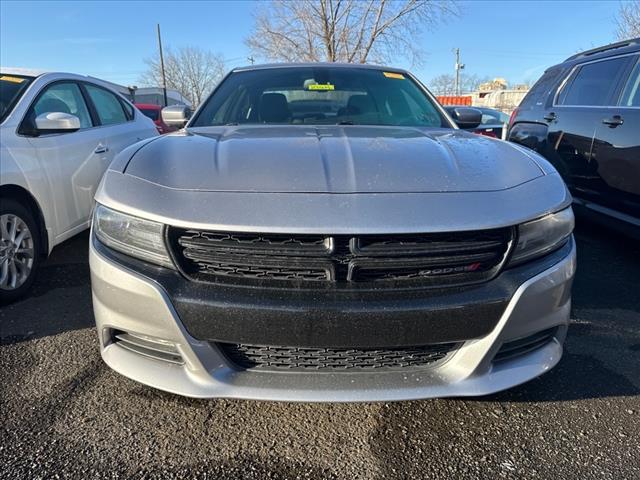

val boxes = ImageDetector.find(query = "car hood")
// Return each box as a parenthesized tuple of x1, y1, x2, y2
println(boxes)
(123, 125, 544, 193)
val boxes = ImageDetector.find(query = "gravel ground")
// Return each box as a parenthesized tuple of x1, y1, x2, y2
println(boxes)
(1, 221, 639, 479)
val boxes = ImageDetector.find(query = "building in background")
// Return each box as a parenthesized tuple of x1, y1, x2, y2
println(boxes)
(471, 78, 529, 113)
(436, 78, 529, 114)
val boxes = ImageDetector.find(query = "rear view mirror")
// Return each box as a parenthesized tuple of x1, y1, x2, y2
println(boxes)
(449, 107, 482, 129)
(34, 112, 81, 133)
(161, 105, 192, 128)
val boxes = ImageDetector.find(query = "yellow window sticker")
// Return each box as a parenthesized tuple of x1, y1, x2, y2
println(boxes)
(383, 72, 405, 80)
(0, 75, 25, 83)
(308, 83, 335, 91)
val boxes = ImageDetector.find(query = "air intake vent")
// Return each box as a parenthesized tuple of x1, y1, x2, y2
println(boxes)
(219, 342, 458, 371)
(169, 228, 514, 289)
(494, 327, 558, 362)
(112, 330, 184, 365)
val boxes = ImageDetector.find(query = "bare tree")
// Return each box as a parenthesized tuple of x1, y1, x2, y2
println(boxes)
(461, 74, 492, 93)
(615, 0, 640, 40)
(246, 0, 457, 65)
(140, 46, 226, 106)
(429, 73, 491, 95)
(429, 74, 455, 95)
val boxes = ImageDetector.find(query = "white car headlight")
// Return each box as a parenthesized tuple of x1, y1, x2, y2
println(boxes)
(93, 204, 174, 269)
(509, 207, 574, 267)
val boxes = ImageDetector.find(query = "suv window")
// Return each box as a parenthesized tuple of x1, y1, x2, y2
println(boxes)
(84, 84, 128, 125)
(519, 67, 564, 108)
(557, 56, 630, 106)
(620, 58, 640, 107)
(32, 82, 92, 128)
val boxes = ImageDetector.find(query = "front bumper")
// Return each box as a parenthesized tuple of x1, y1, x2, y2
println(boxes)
(90, 236, 576, 402)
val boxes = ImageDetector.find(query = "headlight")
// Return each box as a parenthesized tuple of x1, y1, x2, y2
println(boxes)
(509, 208, 574, 267)
(93, 204, 174, 269)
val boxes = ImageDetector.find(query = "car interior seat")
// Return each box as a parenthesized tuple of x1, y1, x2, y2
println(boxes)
(259, 93, 291, 123)
(338, 94, 377, 117)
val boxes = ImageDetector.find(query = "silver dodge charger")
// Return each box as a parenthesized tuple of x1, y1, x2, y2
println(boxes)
(90, 63, 576, 401)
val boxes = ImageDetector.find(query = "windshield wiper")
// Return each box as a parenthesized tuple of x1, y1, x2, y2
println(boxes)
(336, 120, 354, 125)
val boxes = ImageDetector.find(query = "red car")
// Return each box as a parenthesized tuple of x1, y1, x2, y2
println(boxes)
(134, 103, 176, 134)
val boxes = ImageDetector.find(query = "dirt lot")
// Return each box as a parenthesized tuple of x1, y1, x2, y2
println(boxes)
(1, 221, 639, 479)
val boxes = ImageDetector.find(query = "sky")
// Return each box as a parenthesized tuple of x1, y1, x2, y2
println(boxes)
(0, 0, 623, 89)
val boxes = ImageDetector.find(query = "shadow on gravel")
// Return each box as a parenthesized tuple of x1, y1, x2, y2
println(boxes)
(15, 359, 108, 433)
(572, 219, 640, 312)
(27, 262, 91, 298)
(0, 231, 94, 345)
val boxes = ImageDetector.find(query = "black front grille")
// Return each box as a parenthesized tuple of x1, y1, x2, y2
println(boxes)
(169, 227, 513, 288)
(178, 231, 331, 255)
(219, 342, 458, 371)
(182, 251, 333, 281)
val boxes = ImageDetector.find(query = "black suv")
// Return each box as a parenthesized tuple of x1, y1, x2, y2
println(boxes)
(509, 38, 639, 235)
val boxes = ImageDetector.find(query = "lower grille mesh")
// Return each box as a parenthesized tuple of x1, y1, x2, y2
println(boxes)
(219, 342, 458, 371)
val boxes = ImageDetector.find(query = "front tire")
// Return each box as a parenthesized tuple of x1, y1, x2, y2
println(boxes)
(0, 199, 41, 304)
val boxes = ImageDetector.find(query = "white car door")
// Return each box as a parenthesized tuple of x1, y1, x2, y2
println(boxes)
(25, 81, 107, 239)
(82, 83, 157, 170)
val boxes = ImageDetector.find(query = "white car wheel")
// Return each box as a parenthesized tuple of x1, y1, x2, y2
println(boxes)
(0, 199, 41, 303)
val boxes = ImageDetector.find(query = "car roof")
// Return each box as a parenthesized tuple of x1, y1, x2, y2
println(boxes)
(561, 38, 639, 66)
(0, 67, 118, 86)
(0, 67, 51, 77)
(232, 62, 408, 74)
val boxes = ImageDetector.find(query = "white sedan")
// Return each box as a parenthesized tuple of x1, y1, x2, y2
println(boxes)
(0, 68, 159, 302)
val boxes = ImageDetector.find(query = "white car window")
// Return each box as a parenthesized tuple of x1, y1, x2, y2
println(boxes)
(84, 84, 128, 125)
(33, 82, 92, 128)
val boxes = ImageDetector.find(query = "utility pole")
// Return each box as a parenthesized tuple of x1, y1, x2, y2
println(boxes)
(157, 24, 168, 107)
(454, 48, 465, 96)
(247, 56, 255, 65)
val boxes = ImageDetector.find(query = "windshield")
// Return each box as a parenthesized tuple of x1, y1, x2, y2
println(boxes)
(479, 108, 509, 125)
(139, 108, 159, 121)
(0, 74, 34, 122)
(192, 67, 448, 128)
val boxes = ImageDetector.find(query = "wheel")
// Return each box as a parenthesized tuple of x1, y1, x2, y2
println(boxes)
(0, 198, 41, 304)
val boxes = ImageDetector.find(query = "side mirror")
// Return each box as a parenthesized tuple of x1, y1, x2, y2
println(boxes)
(34, 112, 81, 133)
(161, 105, 192, 128)
(449, 107, 482, 129)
